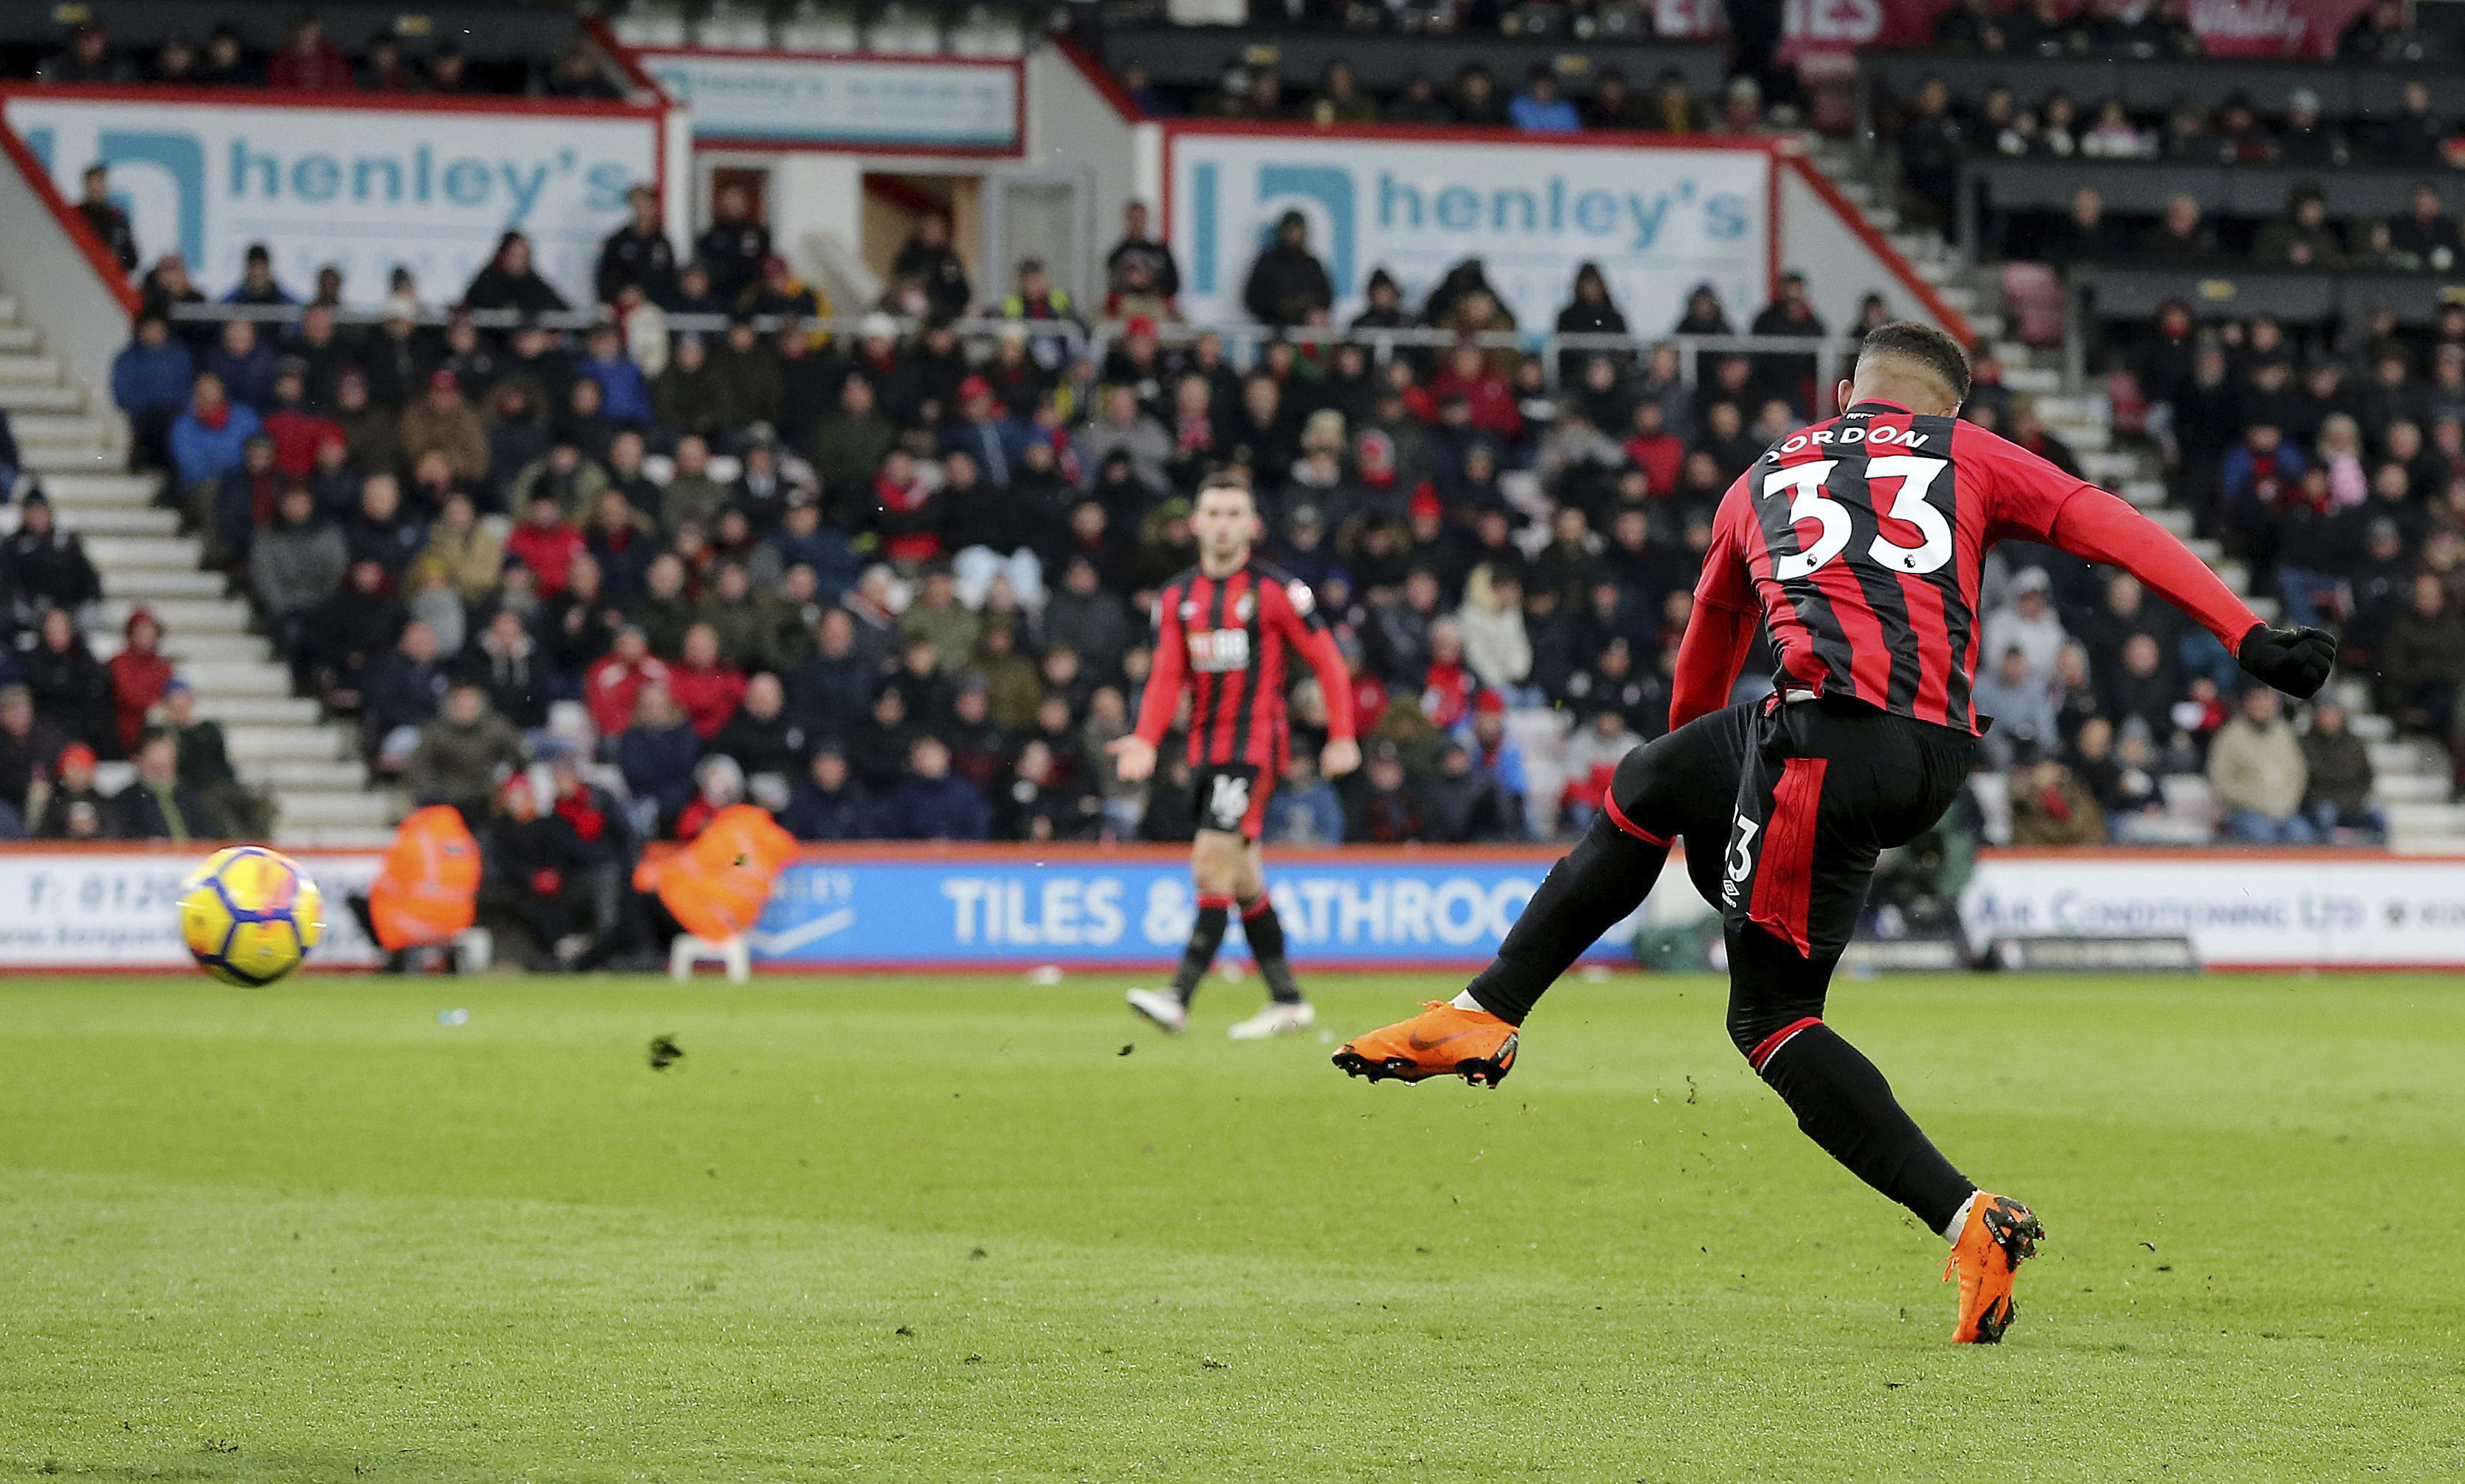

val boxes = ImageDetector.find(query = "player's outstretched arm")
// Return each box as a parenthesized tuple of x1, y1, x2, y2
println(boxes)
(1668, 602, 1757, 732)
(2044, 486, 2336, 699)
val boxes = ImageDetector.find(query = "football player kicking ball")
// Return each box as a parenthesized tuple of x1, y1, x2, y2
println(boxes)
(1112, 471, 1360, 1038)
(1334, 324, 2336, 1343)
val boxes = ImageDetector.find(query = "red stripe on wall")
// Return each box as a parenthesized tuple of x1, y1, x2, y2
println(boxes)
(1747, 756, 1828, 956)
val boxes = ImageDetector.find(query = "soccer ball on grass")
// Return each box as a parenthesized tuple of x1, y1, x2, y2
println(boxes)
(178, 846, 325, 985)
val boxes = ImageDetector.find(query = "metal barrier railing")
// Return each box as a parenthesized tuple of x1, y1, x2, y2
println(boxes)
(164, 302, 1868, 410)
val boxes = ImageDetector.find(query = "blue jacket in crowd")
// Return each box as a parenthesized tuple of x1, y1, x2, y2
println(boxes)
(111, 339, 194, 414)
(886, 773, 989, 841)
(613, 717, 702, 818)
(168, 402, 263, 490)
(579, 352, 655, 424)
(778, 778, 873, 840)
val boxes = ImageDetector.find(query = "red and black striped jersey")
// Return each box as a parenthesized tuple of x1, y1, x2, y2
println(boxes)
(1136, 560, 1356, 768)
(1696, 400, 2097, 734)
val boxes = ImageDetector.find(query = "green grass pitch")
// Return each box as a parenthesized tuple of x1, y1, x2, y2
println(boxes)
(2, 970, 2460, 1482)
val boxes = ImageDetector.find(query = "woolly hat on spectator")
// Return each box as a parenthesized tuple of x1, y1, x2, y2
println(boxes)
(860, 313, 899, 341)
(427, 368, 458, 393)
(1408, 488, 1443, 521)
(58, 743, 96, 773)
(958, 375, 992, 402)
(2012, 567, 2052, 596)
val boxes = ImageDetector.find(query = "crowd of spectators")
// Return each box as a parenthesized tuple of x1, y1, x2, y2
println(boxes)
(14, 12, 620, 99)
(1117, 55, 1763, 137)
(1899, 80, 2465, 266)
(87, 174, 1887, 854)
(1865, 4, 2465, 840)
(18, 15, 2420, 866)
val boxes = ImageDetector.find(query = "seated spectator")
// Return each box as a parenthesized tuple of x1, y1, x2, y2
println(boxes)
(169, 372, 263, 504)
(2300, 700, 2384, 842)
(502, 490, 584, 597)
(110, 732, 214, 841)
(463, 232, 569, 315)
(666, 624, 747, 740)
(112, 315, 192, 473)
(33, 740, 110, 840)
(777, 748, 869, 841)
(207, 434, 280, 568)
(2377, 573, 2465, 738)
(265, 11, 350, 88)
(345, 474, 429, 578)
(160, 681, 261, 838)
(303, 558, 407, 712)
(1509, 67, 1581, 134)
(2210, 685, 2312, 843)
(886, 736, 989, 841)
(0, 683, 64, 826)
(571, 321, 652, 427)
(671, 753, 747, 843)
(455, 608, 550, 732)
(359, 29, 415, 91)
(39, 21, 133, 83)
(224, 244, 294, 308)
(404, 679, 522, 817)
(1971, 644, 2060, 770)
(783, 607, 870, 740)
(2008, 754, 2107, 845)
(1346, 741, 1424, 843)
(360, 611, 448, 764)
(994, 738, 1100, 843)
(21, 606, 112, 754)
(709, 671, 805, 787)
(1419, 740, 1515, 842)
(1448, 63, 1507, 126)
(2044, 187, 2127, 268)
(2340, 0, 2434, 64)
(399, 371, 490, 487)
(1253, 749, 1339, 844)
(246, 479, 342, 658)
(2252, 187, 2344, 268)
(1, 492, 102, 629)
(2277, 88, 2347, 169)
(107, 610, 174, 756)
(1303, 60, 1379, 127)
(1981, 567, 2069, 684)
(655, 335, 737, 443)
(844, 682, 921, 796)
(417, 491, 506, 606)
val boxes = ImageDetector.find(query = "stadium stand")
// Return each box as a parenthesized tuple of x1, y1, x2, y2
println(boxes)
(2, 0, 2457, 873)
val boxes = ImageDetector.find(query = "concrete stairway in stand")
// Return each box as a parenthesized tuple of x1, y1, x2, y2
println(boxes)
(0, 285, 397, 846)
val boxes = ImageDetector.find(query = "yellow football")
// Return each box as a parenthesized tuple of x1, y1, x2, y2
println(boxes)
(178, 846, 326, 986)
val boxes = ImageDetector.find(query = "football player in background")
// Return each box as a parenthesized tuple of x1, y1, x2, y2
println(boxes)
(1111, 471, 1359, 1038)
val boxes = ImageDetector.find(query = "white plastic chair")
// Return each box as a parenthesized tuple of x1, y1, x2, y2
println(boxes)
(669, 934, 750, 985)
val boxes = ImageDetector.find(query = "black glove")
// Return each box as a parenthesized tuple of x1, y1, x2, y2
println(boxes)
(2235, 623, 2337, 699)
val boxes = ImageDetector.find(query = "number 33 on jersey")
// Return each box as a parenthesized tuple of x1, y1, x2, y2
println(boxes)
(1696, 399, 2096, 735)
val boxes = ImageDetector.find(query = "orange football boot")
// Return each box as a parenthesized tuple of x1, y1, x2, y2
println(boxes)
(1944, 1192, 2044, 1344)
(1331, 1001, 1519, 1087)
